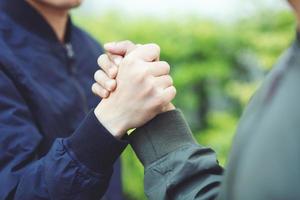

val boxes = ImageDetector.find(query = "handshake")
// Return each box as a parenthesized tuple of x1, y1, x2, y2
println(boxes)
(92, 41, 177, 139)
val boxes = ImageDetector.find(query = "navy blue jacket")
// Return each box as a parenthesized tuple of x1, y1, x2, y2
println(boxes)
(0, 0, 127, 199)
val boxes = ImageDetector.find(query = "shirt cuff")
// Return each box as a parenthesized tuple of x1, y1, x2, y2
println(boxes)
(129, 109, 197, 167)
(65, 109, 128, 173)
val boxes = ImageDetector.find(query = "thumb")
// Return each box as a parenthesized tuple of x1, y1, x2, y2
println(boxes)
(104, 40, 136, 56)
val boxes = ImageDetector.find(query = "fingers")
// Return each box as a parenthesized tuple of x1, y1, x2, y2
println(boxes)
(107, 53, 123, 66)
(104, 41, 160, 62)
(97, 54, 118, 79)
(148, 61, 170, 77)
(161, 86, 177, 104)
(154, 74, 175, 106)
(94, 70, 117, 92)
(104, 40, 136, 56)
(91, 83, 109, 99)
(154, 75, 173, 89)
(128, 43, 160, 62)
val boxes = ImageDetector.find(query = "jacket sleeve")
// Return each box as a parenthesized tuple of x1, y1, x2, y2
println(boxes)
(0, 69, 128, 200)
(129, 110, 223, 200)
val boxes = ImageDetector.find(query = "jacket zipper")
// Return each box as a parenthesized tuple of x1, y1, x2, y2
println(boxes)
(65, 43, 89, 114)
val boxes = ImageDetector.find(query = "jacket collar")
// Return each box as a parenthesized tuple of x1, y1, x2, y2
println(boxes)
(1, 0, 72, 43)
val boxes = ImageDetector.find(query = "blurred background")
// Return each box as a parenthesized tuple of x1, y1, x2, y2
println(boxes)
(72, 0, 295, 199)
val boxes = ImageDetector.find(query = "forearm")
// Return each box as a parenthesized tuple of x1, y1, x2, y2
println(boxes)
(1, 110, 127, 200)
(129, 110, 223, 200)
(14, 139, 106, 200)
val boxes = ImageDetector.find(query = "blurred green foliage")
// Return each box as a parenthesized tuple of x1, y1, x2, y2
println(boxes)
(74, 10, 295, 200)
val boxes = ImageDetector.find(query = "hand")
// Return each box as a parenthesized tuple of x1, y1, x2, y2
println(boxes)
(92, 40, 137, 98)
(92, 41, 175, 109)
(94, 43, 176, 139)
(91, 54, 120, 98)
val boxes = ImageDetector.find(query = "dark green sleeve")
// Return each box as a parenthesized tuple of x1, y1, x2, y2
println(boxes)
(129, 110, 224, 200)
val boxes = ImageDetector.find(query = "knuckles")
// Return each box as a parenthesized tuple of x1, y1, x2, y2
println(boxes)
(123, 59, 152, 83)
(165, 75, 173, 86)
(168, 86, 177, 100)
(161, 61, 171, 74)
(111, 42, 173, 113)
(170, 86, 177, 97)
(123, 40, 135, 47)
(146, 43, 161, 55)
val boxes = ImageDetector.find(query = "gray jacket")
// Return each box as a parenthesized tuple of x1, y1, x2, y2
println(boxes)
(129, 38, 300, 200)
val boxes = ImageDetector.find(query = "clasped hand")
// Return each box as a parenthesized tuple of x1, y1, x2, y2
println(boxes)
(92, 41, 176, 139)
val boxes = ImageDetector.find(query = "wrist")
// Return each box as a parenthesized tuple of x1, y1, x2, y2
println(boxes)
(94, 103, 128, 139)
